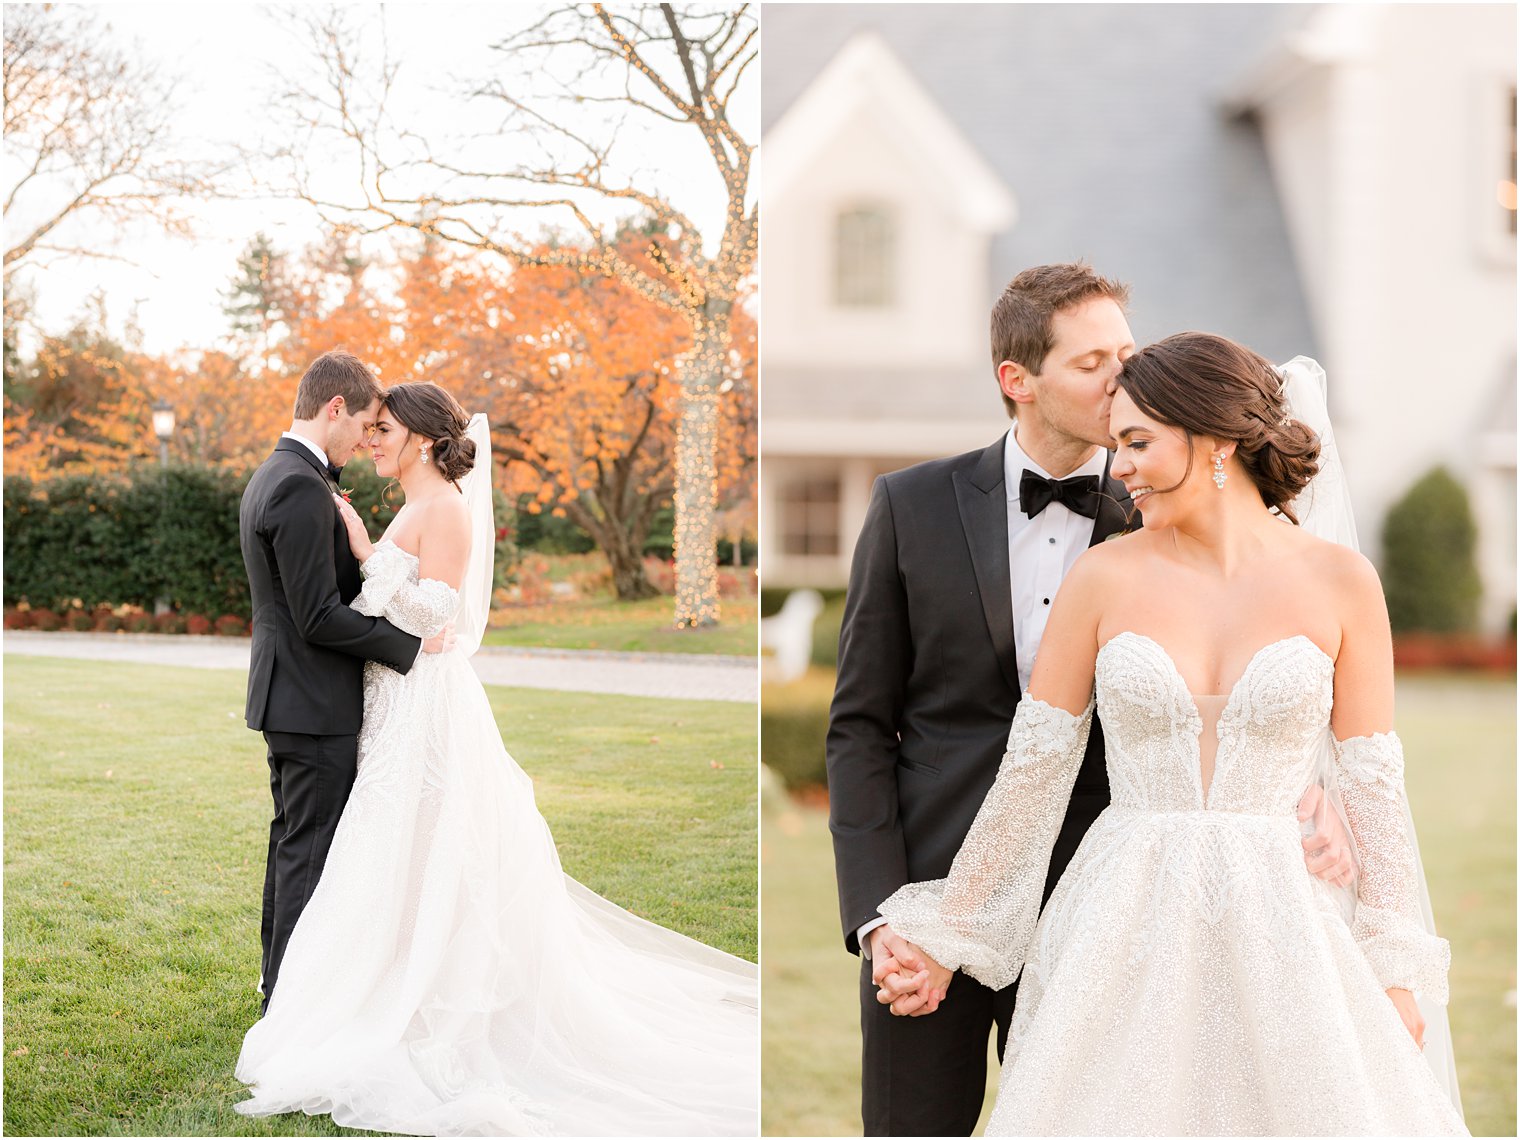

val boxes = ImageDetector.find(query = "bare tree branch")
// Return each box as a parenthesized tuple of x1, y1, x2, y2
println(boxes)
(267, 3, 756, 625)
(2, 5, 218, 278)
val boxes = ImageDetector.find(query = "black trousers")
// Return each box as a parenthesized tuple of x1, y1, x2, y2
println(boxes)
(860, 955, 1017, 1136)
(259, 730, 358, 1012)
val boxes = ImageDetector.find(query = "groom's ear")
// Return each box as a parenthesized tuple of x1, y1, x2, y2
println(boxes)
(997, 359, 1034, 407)
(326, 395, 346, 421)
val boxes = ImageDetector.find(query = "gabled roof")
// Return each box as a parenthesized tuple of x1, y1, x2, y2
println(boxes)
(764, 31, 1016, 233)
(760, 4, 1320, 365)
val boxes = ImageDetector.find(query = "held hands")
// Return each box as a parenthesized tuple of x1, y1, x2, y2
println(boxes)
(1386, 987, 1425, 1048)
(332, 494, 374, 563)
(1297, 784, 1357, 888)
(870, 924, 952, 1017)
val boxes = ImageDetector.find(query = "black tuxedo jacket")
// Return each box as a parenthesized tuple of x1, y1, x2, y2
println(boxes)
(826, 433, 1134, 955)
(240, 439, 421, 734)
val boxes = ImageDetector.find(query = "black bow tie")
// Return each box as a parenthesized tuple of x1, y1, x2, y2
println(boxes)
(1020, 469, 1101, 520)
(326, 461, 344, 483)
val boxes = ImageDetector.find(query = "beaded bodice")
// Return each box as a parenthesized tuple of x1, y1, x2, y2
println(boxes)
(1096, 633, 1334, 815)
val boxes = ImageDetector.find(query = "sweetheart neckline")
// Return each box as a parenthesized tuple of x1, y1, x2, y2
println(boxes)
(1098, 631, 1334, 807)
(1100, 631, 1333, 711)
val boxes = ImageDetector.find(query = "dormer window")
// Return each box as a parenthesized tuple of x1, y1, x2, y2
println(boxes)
(834, 204, 896, 308)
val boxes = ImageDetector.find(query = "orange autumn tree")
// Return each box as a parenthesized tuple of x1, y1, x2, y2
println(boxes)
(136, 232, 379, 473)
(140, 349, 292, 472)
(3, 315, 155, 481)
(383, 236, 755, 602)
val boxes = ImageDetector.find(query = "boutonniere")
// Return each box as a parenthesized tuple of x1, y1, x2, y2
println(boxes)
(337, 488, 353, 504)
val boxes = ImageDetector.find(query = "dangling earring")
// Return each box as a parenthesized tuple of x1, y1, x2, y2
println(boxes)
(419, 442, 430, 466)
(1212, 453, 1227, 490)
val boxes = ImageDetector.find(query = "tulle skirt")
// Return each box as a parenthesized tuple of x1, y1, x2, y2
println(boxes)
(989, 807, 1466, 1136)
(235, 652, 757, 1136)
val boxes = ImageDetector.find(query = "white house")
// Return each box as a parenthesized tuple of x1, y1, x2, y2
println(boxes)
(761, 4, 1516, 632)
(761, 32, 1016, 588)
(1225, 4, 1517, 632)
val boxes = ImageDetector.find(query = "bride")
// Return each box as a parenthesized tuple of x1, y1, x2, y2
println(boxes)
(879, 334, 1467, 1135)
(234, 381, 758, 1136)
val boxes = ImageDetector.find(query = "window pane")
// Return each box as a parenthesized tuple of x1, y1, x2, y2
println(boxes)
(834, 206, 895, 307)
(779, 476, 841, 557)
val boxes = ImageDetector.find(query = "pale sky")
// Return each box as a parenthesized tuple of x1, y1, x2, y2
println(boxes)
(6, 3, 759, 357)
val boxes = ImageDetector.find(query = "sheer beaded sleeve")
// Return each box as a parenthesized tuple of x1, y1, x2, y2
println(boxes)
(351, 545, 460, 640)
(878, 696, 1093, 991)
(1334, 731, 1450, 1003)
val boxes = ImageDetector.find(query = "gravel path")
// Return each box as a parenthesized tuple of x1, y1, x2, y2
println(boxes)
(2, 631, 757, 704)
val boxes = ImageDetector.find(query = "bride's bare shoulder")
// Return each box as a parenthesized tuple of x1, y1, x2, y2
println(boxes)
(414, 489, 472, 541)
(1071, 526, 1159, 576)
(1286, 524, 1375, 576)
(1283, 525, 1383, 606)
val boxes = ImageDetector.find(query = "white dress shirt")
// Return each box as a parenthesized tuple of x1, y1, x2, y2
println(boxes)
(1004, 427, 1107, 694)
(860, 429, 1107, 958)
(281, 431, 332, 472)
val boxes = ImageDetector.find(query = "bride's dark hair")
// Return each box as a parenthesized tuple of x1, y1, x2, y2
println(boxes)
(381, 382, 475, 483)
(1116, 333, 1320, 523)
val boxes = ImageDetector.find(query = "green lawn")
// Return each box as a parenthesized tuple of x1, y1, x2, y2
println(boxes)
(762, 674, 1516, 1137)
(482, 595, 757, 656)
(3, 656, 756, 1137)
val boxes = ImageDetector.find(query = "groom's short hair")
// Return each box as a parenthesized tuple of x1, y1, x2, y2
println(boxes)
(292, 350, 384, 420)
(991, 263, 1130, 415)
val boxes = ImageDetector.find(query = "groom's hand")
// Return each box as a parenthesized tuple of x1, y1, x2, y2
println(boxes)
(422, 622, 456, 655)
(870, 926, 951, 1016)
(1297, 784, 1357, 888)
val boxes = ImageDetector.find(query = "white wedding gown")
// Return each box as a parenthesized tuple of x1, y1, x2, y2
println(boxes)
(881, 632, 1467, 1136)
(235, 542, 758, 1136)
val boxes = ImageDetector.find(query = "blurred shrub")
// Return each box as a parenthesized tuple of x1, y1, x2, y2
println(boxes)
(1381, 467, 1481, 633)
(760, 586, 848, 668)
(810, 592, 848, 670)
(513, 494, 597, 554)
(4, 459, 521, 622)
(4, 467, 251, 617)
(155, 612, 187, 635)
(761, 669, 836, 790)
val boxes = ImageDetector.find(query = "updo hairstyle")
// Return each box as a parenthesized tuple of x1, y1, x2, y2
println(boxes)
(381, 382, 476, 483)
(1116, 333, 1320, 523)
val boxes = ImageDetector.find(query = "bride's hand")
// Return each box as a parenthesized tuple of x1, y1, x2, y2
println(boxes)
(1386, 987, 1424, 1048)
(332, 494, 375, 563)
(875, 948, 953, 1017)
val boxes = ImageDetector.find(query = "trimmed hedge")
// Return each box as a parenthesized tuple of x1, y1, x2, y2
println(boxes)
(1381, 467, 1482, 634)
(4, 458, 519, 619)
(760, 669, 835, 791)
(4, 467, 251, 617)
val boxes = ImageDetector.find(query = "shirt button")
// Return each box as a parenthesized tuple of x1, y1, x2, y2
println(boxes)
(1043, 598, 1050, 605)
(1048, 537, 1056, 544)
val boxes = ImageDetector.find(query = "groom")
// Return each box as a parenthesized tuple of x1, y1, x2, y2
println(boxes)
(240, 349, 442, 1013)
(826, 264, 1354, 1135)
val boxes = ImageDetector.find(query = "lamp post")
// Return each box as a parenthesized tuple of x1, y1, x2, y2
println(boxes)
(151, 399, 175, 616)
(151, 399, 175, 467)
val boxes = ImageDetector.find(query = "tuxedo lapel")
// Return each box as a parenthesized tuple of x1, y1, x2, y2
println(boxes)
(275, 437, 339, 490)
(1090, 450, 1137, 547)
(954, 436, 1020, 696)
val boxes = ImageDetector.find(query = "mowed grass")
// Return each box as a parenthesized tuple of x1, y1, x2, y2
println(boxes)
(482, 595, 757, 657)
(3, 656, 756, 1137)
(761, 674, 1516, 1137)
